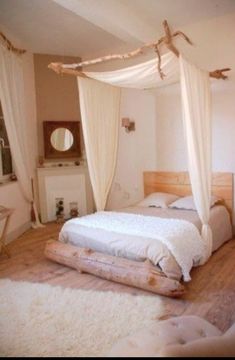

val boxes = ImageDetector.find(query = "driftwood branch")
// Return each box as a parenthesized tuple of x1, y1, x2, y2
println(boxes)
(160, 21, 231, 80)
(172, 31, 193, 46)
(209, 68, 231, 80)
(48, 19, 193, 80)
(0, 31, 26, 55)
(55, 20, 193, 80)
(154, 38, 165, 79)
(68, 20, 192, 73)
(48, 20, 230, 81)
(161, 19, 180, 58)
(45, 240, 185, 298)
(48, 62, 87, 77)
(72, 45, 152, 69)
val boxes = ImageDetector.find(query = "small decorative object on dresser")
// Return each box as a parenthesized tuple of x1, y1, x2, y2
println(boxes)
(55, 198, 64, 223)
(10, 173, 17, 181)
(38, 155, 44, 167)
(70, 202, 79, 218)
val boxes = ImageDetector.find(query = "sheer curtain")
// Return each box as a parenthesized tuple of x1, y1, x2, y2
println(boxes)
(81, 51, 179, 89)
(78, 77, 121, 211)
(179, 55, 212, 262)
(0, 43, 43, 228)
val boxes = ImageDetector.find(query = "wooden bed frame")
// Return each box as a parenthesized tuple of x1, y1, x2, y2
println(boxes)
(45, 171, 233, 298)
(144, 171, 233, 219)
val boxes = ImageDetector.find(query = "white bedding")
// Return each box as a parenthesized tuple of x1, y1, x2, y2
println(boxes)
(67, 211, 205, 281)
(59, 205, 232, 282)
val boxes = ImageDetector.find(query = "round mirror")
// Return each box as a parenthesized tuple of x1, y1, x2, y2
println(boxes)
(50, 128, 74, 151)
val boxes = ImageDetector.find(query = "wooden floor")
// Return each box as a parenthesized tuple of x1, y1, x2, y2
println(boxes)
(1, 223, 235, 332)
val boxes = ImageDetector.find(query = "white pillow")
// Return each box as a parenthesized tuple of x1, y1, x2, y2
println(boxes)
(137, 192, 179, 209)
(169, 195, 220, 211)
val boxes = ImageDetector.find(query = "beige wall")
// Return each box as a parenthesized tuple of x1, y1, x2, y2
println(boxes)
(106, 88, 157, 209)
(33, 54, 82, 159)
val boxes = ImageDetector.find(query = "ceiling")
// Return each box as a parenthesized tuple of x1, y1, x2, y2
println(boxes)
(0, 0, 235, 59)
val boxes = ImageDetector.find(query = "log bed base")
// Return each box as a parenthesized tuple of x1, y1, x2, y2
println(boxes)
(45, 240, 185, 298)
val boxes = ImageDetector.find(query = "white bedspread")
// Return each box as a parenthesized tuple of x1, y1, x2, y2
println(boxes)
(62, 211, 205, 281)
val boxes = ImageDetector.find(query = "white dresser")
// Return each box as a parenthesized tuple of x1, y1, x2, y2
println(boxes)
(37, 164, 94, 223)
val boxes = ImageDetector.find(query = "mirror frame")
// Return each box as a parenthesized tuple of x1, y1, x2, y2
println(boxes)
(43, 120, 81, 159)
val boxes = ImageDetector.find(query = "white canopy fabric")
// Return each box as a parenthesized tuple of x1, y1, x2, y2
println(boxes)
(68, 52, 179, 89)
(76, 52, 213, 261)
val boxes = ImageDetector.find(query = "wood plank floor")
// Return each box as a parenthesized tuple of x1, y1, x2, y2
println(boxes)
(1, 223, 235, 332)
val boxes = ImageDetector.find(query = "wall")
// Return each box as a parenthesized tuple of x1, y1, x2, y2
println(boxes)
(155, 83, 235, 172)
(0, 25, 38, 240)
(33, 54, 82, 158)
(154, 12, 235, 173)
(154, 84, 187, 171)
(107, 88, 157, 209)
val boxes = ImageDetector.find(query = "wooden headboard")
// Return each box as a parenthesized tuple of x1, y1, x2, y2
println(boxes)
(144, 171, 233, 217)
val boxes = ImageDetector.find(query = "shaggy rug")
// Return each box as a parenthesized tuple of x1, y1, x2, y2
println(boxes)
(0, 279, 164, 357)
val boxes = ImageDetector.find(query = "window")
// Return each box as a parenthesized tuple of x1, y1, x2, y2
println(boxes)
(0, 101, 13, 183)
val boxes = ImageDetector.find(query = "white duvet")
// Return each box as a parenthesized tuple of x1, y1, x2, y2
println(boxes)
(59, 211, 206, 281)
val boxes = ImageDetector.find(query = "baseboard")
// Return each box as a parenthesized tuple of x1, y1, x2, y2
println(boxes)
(6, 221, 31, 244)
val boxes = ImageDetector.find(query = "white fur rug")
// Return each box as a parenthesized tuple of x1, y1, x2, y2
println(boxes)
(0, 279, 164, 357)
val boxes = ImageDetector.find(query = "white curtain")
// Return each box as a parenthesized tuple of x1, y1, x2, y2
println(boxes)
(179, 55, 212, 262)
(0, 43, 43, 228)
(78, 77, 121, 211)
(66, 52, 179, 89)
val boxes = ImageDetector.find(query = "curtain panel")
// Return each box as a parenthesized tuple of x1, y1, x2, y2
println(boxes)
(78, 77, 121, 211)
(0, 44, 42, 228)
(179, 55, 212, 261)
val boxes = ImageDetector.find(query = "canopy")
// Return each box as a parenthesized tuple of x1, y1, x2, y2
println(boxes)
(64, 52, 180, 89)
(76, 52, 212, 264)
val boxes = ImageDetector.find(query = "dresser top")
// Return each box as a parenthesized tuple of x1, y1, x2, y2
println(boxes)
(37, 164, 87, 171)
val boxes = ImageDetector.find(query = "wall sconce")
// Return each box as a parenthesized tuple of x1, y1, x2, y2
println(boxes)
(121, 118, 135, 133)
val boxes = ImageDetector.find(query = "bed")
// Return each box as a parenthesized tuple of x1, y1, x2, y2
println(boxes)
(59, 204, 232, 282)
(45, 171, 233, 297)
